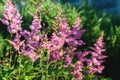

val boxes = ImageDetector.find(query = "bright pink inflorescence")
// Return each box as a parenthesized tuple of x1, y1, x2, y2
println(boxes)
(0, 0, 22, 33)
(0, 0, 107, 80)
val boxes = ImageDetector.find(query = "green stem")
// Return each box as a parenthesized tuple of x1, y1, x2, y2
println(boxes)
(9, 34, 12, 66)
(18, 54, 21, 79)
(46, 60, 49, 80)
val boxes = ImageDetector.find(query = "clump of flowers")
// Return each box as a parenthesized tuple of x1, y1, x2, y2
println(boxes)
(70, 33, 107, 79)
(0, 0, 107, 80)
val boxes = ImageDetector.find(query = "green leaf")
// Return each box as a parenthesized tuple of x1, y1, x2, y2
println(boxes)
(33, 57, 40, 67)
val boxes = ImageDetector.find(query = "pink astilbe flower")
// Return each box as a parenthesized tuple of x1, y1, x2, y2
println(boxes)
(22, 15, 41, 48)
(46, 18, 69, 60)
(65, 33, 106, 80)
(58, 17, 71, 38)
(0, 0, 22, 33)
(69, 51, 89, 80)
(20, 15, 42, 62)
(65, 17, 85, 53)
(64, 17, 85, 64)
(8, 33, 24, 52)
(60, 17, 87, 80)
(47, 33, 64, 51)
(72, 17, 85, 40)
(71, 59, 84, 80)
(86, 33, 107, 74)
(64, 54, 74, 67)
(30, 15, 41, 35)
(49, 51, 64, 61)
(47, 17, 85, 61)
(3, 0, 17, 20)
(0, 0, 42, 62)
(47, 32, 65, 60)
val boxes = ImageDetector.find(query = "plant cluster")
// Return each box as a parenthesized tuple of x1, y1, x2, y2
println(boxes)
(0, 0, 109, 80)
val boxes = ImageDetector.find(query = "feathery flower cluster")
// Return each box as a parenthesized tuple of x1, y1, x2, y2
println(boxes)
(0, 0, 42, 62)
(0, 0, 22, 33)
(70, 34, 106, 80)
(19, 15, 42, 62)
(47, 17, 85, 61)
(71, 51, 88, 80)
(86, 33, 107, 74)
(0, 0, 107, 79)
(9, 15, 42, 62)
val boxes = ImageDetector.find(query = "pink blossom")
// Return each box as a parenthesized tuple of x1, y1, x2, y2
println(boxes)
(87, 33, 107, 74)
(0, 0, 22, 34)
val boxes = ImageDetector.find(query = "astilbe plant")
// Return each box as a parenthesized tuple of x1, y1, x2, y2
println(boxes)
(0, 0, 107, 80)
